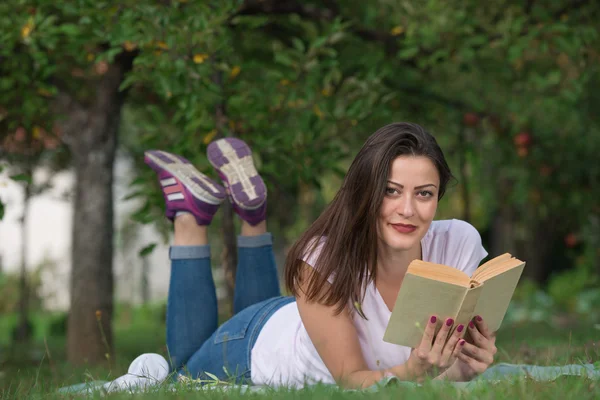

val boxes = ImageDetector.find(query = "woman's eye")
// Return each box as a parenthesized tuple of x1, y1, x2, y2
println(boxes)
(385, 187, 398, 195)
(418, 190, 434, 197)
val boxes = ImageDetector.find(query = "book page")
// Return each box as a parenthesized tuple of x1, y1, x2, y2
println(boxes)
(472, 253, 512, 282)
(408, 260, 471, 287)
(474, 258, 524, 282)
(383, 274, 467, 348)
(472, 262, 526, 332)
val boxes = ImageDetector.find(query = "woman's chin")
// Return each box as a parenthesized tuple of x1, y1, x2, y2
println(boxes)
(383, 238, 419, 252)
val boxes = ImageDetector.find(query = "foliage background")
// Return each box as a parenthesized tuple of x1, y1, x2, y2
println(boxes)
(0, 0, 599, 379)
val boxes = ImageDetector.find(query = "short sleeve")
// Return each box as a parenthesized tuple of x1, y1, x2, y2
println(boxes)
(442, 219, 488, 277)
(301, 236, 335, 283)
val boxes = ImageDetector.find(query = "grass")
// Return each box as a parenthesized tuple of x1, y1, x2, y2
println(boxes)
(1, 304, 599, 399)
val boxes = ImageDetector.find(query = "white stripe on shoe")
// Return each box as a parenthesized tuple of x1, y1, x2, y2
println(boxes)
(167, 193, 185, 201)
(215, 140, 259, 201)
(160, 177, 177, 187)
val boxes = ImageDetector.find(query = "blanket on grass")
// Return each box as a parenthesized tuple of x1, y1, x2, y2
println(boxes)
(58, 363, 600, 395)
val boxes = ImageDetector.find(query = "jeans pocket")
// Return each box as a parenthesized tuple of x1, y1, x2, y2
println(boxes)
(213, 306, 255, 344)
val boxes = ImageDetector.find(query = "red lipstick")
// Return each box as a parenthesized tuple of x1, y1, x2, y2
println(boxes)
(391, 223, 417, 233)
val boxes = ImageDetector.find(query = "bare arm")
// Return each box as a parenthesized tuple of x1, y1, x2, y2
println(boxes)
(296, 264, 412, 388)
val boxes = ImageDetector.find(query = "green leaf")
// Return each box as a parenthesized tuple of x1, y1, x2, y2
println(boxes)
(546, 70, 562, 85)
(139, 243, 157, 257)
(274, 52, 295, 67)
(119, 74, 138, 91)
(103, 47, 123, 63)
(204, 372, 220, 382)
(10, 173, 32, 184)
(130, 201, 153, 224)
(129, 177, 146, 186)
(553, 36, 572, 53)
(467, 35, 489, 47)
(311, 36, 327, 49)
(292, 37, 305, 53)
(58, 24, 80, 36)
(397, 46, 419, 60)
(122, 190, 143, 201)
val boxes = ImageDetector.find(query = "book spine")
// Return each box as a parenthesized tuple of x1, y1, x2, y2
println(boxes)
(452, 285, 483, 339)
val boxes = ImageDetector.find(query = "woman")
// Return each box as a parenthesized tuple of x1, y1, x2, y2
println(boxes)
(116, 122, 496, 390)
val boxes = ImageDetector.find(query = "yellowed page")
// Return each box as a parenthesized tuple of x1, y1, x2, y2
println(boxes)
(472, 253, 512, 282)
(408, 260, 471, 287)
(383, 274, 467, 348)
(472, 262, 526, 332)
(475, 258, 524, 282)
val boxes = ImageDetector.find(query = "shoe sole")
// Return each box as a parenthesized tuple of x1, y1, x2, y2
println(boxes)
(207, 138, 266, 210)
(144, 151, 225, 205)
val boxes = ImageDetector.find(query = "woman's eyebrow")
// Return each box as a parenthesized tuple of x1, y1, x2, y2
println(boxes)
(387, 180, 438, 189)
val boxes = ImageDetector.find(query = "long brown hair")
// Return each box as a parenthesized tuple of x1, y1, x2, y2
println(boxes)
(284, 122, 454, 316)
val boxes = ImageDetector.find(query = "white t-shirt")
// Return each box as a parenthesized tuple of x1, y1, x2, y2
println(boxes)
(250, 219, 488, 387)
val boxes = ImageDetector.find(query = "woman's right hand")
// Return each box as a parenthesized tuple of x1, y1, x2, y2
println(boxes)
(405, 315, 465, 380)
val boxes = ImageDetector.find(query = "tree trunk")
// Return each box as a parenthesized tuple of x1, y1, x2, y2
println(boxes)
(213, 66, 237, 315)
(220, 201, 237, 315)
(57, 53, 134, 365)
(519, 220, 553, 283)
(519, 212, 565, 283)
(15, 167, 32, 342)
(458, 129, 471, 223)
(489, 179, 517, 260)
(141, 255, 149, 304)
(490, 186, 556, 284)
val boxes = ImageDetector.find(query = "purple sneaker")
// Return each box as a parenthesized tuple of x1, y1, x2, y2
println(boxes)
(144, 150, 226, 226)
(207, 138, 267, 225)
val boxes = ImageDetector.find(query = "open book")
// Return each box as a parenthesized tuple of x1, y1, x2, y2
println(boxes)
(383, 253, 525, 348)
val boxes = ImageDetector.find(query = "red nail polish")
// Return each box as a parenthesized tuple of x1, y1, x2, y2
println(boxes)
(460, 339, 465, 346)
(476, 315, 483, 322)
(430, 316, 437, 323)
(469, 321, 475, 329)
(446, 318, 454, 327)
(457, 324, 464, 333)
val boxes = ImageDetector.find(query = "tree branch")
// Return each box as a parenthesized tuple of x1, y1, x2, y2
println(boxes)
(236, 0, 406, 59)
(235, 0, 595, 70)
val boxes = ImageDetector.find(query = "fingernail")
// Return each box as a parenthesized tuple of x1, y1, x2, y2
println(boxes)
(476, 315, 483, 322)
(460, 339, 465, 346)
(446, 318, 454, 327)
(469, 321, 475, 329)
(430, 316, 437, 323)
(457, 324, 464, 333)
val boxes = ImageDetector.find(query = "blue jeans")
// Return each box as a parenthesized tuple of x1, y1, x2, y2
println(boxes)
(166, 233, 295, 384)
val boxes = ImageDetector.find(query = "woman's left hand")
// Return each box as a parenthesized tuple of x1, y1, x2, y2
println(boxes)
(444, 316, 497, 381)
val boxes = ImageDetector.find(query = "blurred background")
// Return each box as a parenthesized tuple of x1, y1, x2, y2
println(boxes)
(0, 0, 599, 386)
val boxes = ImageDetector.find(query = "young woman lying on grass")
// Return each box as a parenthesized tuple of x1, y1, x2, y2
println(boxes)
(119, 122, 496, 390)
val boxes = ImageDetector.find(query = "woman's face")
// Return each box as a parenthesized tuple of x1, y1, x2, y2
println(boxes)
(377, 155, 440, 253)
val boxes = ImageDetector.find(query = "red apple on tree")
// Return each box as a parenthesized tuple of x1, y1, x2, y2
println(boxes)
(463, 112, 479, 127)
(514, 131, 532, 147)
(564, 233, 578, 248)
